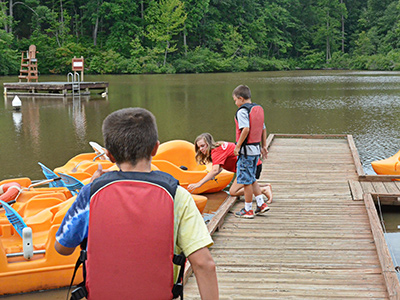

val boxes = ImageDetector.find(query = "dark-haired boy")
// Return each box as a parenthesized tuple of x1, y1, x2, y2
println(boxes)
(55, 108, 218, 299)
(233, 85, 269, 219)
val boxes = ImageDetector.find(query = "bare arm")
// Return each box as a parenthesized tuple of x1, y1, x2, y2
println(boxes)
(261, 127, 268, 159)
(55, 240, 76, 256)
(188, 247, 219, 300)
(188, 165, 222, 192)
(234, 127, 249, 156)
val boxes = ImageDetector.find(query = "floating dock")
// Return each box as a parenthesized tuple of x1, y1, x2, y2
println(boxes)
(183, 134, 400, 299)
(3, 81, 108, 97)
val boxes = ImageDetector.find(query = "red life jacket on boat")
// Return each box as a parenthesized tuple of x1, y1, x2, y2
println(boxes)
(85, 171, 180, 300)
(235, 103, 264, 153)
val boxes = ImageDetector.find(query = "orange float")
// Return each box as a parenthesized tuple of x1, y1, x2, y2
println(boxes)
(0, 182, 21, 203)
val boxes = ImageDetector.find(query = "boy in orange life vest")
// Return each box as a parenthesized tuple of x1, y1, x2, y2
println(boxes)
(233, 85, 269, 219)
(54, 108, 218, 299)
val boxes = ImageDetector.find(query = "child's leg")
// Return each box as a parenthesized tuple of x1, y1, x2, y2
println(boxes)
(255, 160, 273, 203)
(243, 184, 253, 207)
(235, 156, 255, 218)
(252, 181, 262, 197)
(261, 185, 273, 203)
(253, 168, 270, 215)
(228, 177, 244, 197)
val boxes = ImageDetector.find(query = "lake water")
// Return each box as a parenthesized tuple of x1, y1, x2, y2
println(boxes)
(2, 70, 400, 180)
(1, 70, 400, 297)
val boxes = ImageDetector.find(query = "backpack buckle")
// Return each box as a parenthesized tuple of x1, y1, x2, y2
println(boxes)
(70, 285, 88, 300)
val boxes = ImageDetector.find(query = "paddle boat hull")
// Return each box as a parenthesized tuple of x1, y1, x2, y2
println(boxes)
(153, 140, 234, 194)
(0, 177, 82, 296)
(371, 149, 400, 175)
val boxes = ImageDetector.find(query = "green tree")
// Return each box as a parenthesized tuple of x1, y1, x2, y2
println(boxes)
(145, 0, 186, 66)
(180, 0, 209, 55)
(0, 3, 18, 75)
(100, 0, 141, 56)
(311, 0, 347, 63)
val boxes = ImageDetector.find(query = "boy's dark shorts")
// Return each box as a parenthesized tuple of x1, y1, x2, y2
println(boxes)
(256, 164, 262, 180)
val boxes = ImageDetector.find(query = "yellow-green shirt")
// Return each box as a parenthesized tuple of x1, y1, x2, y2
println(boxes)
(173, 186, 214, 279)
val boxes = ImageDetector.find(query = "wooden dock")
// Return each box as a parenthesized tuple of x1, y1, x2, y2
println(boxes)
(3, 81, 108, 97)
(183, 134, 400, 299)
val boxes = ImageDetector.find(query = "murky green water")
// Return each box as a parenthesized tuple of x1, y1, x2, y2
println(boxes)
(2, 70, 400, 180)
(1, 70, 400, 297)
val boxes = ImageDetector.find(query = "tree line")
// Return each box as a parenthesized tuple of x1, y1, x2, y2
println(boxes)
(0, 0, 399, 75)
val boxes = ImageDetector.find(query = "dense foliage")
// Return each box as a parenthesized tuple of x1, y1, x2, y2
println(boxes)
(1, 0, 400, 75)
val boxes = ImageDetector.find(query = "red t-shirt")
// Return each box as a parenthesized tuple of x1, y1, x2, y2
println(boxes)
(211, 142, 262, 173)
(211, 142, 237, 173)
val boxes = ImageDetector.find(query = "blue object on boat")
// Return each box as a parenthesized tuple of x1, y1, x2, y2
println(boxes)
(0, 200, 27, 238)
(57, 173, 84, 194)
(38, 162, 66, 188)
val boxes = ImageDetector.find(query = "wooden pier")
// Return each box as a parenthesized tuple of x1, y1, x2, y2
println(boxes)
(3, 81, 108, 97)
(183, 134, 400, 299)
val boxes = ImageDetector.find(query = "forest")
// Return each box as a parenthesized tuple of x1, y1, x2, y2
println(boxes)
(0, 0, 400, 75)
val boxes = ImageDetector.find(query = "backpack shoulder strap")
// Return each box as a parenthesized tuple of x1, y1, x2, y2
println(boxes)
(172, 253, 186, 299)
(68, 239, 88, 300)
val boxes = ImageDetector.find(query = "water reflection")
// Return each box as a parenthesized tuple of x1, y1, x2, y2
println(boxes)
(12, 111, 22, 132)
(70, 98, 87, 146)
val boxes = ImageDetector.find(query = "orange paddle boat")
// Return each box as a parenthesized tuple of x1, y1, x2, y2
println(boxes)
(153, 140, 234, 194)
(0, 177, 82, 296)
(371, 149, 400, 175)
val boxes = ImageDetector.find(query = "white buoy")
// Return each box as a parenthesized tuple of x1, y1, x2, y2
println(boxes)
(12, 95, 21, 110)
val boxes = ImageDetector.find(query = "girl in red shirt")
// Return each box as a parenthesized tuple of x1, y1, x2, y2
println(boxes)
(188, 133, 272, 203)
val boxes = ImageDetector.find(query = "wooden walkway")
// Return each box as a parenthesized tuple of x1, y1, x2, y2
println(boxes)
(183, 134, 400, 299)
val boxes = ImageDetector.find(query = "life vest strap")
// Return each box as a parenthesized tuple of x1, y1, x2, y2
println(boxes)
(172, 253, 186, 299)
(68, 248, 87, 300)
(70, 282, 88, 300)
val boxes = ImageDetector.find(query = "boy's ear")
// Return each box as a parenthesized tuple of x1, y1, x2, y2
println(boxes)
(105, 149, 116, 163)
(151, 141, 160, 157)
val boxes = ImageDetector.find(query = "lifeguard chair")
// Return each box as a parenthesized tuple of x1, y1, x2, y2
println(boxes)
(19, 45, 38, 82)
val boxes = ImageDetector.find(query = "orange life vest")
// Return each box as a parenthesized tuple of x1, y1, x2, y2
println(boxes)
(235, 103, 264, 154)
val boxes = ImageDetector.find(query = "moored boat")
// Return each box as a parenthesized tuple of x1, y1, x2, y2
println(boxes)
(0, 140, 218, 295)
(0, 177, 82, 296)
(51, 150, 209, 212)
(371, 149, 400, 175)
(0, 170, 207, 296)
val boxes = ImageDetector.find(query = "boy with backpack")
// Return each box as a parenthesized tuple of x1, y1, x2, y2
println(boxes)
(233, 85, 269, 219)
(55, 107, 218, 299)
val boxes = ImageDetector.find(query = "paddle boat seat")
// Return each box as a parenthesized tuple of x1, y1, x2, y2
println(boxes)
(57, 173, 84, 194)
(38, 162, 65, 188)
(38, 163, 83, 195)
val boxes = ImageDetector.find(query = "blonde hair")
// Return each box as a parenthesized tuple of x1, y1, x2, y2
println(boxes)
(194, 133, 224, 165)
